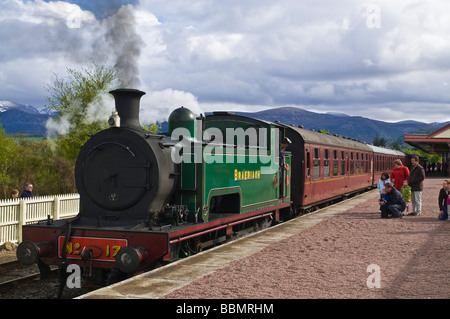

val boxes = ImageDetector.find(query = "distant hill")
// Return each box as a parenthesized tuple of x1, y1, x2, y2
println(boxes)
(1, 101, 448, 147)
(233, 107, 450, 145)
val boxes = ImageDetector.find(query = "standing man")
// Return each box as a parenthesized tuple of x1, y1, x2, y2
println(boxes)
(408, 156, 425, 216)
(20, 183, 34, 198)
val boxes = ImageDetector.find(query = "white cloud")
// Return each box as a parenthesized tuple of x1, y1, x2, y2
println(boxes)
(139, 88, 201, 124)
(1, 0, 450, 124)
(307, 83, 336, 100)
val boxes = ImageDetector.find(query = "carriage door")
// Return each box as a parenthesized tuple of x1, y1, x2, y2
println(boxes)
(302, 148, 313, 204)
(280, 153, 291, 199)
(345, 151, 350, 190)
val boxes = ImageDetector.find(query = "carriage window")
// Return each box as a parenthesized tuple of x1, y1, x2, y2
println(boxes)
(313, 148, 320, 180)
(356, 153, 360, 174)
(365, 154, 369, 173)
(333, 150, 338, 176)
(350, 152, 354, 175)
(340, 151, 346, 176)
(324, 149, 330, 178)
(361, 153, 364, 174)
(306, 151, 311, 177)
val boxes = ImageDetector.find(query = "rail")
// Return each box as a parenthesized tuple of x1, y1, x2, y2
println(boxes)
(0, 194, 80, 245)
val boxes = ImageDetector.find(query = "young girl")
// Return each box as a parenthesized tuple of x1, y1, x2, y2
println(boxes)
(400, 180, 411, 216)
(377, 172, 391, 197)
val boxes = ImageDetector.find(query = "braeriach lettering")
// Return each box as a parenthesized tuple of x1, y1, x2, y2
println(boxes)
(234, 169, 261, 181)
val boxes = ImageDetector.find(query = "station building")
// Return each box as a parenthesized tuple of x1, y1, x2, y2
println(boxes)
(404, 123, 450, 177)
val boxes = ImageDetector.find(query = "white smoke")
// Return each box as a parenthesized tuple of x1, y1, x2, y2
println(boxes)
(44, 1, 204, 136)
(85, 92, 115, 123)
(46, 114, 72, 137)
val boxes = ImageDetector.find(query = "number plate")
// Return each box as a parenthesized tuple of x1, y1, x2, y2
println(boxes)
(58, 236, 128, 262)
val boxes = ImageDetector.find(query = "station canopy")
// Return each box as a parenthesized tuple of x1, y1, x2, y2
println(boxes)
(404, 124, 450, 154)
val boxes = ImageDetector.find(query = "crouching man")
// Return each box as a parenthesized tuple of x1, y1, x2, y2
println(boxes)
(379, 182, 406, 219)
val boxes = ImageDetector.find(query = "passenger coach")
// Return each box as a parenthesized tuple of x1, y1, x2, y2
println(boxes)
(283, 125, 374, 212)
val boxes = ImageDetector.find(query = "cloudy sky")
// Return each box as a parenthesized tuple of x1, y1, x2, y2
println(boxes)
(1, 0, 450, 124)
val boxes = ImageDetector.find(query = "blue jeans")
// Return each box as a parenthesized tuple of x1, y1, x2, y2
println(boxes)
(381, 203, 404, 218)
(439, 206, 448, 220)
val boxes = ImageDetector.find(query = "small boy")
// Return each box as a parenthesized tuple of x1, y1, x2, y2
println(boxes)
(379, 187, 390, 217)
(380, 187, 390, 203)
(400, 180, 411, 216)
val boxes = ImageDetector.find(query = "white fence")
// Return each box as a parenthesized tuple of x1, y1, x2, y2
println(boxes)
(0, 194, 80, 245)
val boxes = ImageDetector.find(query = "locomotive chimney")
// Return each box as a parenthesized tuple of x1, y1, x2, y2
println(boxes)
(109, 88, 146, 130)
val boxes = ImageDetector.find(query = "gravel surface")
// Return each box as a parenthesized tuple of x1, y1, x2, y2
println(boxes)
(163, 177, 450, 299)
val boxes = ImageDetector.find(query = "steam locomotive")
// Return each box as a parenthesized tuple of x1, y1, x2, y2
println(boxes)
(17, 88, 408, 285)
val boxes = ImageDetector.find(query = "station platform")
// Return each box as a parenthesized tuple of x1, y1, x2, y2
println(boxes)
(78, 189, 378, 299)
(79, 178, 450, 300)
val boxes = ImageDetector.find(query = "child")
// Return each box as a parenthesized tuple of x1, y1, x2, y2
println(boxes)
(380, 187, 390, 203)
(379, 187, 390, 217)
(377, 172, 392, 198)
(440, 194, 450, 220)
(438, 180, 449, 220)
(400, 180, 411, 216)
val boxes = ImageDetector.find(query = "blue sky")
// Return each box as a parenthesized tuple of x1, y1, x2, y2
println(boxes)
(1, 0, 450, 124)
(51, 0, 139, 19)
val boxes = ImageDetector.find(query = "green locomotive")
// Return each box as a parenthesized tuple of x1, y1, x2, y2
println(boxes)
(17, 89, 293, 281)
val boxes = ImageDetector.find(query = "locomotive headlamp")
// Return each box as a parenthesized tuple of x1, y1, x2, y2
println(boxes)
(109, 110, 121, 128)
(115, 247, 147, 273)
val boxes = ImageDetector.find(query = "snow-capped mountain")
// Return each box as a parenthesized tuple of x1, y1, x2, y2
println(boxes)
(0, 100, 51, 134)
(0, 101, 53, 115)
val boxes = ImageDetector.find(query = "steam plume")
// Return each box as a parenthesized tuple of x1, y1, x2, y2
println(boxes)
(105, 4, 144, 87)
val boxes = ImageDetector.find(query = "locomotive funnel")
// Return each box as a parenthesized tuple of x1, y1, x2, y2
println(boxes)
(109, 88, 146, 130)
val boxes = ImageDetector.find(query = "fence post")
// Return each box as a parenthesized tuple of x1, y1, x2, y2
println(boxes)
(18, 200, 26, 244)
(53, 197, 60, 220)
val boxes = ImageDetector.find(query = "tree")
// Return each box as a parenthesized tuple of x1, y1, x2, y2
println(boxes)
(144, 123, 162, 134)
(373, 135, 380, 146)
(46, 62, 119, 162)
(373, 134, 386, 147)
(0, 125, 19, 197)
(392, 142, 401, 150)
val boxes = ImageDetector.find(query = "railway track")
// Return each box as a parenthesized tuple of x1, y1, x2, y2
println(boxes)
(0, 260, 43, 286)
(0, 258, 98, 299)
